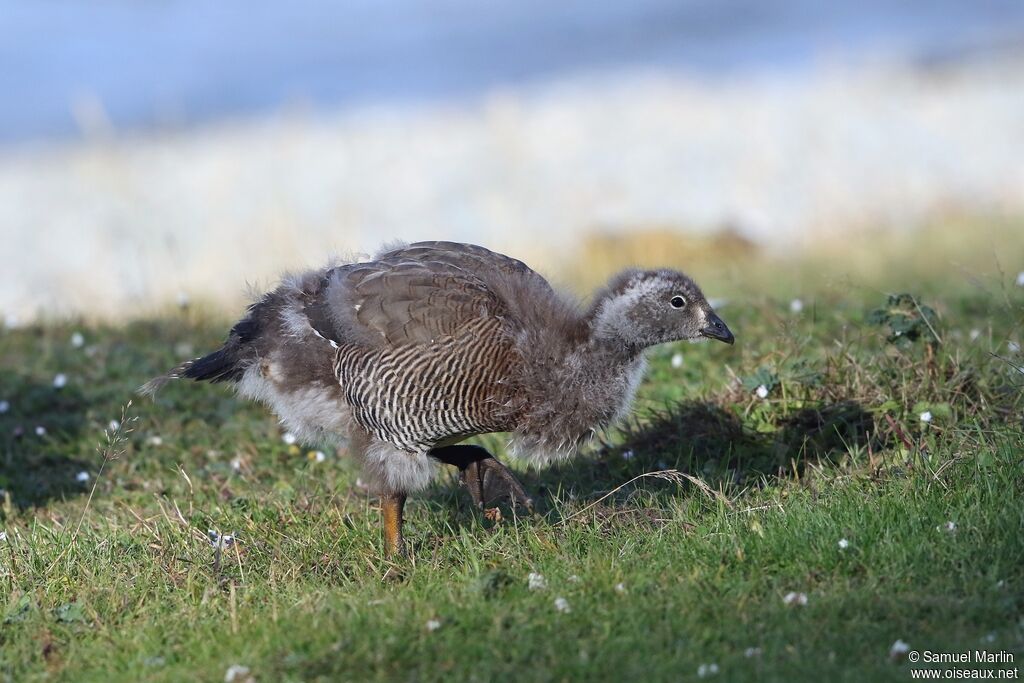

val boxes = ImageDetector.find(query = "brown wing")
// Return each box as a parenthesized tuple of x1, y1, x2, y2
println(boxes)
(303, 241, 548, 348)
(300, 242, 533, 450)
(377, 241, 551, 291)
(302, 264, 499, 349)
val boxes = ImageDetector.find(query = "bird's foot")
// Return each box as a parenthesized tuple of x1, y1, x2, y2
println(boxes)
(429, 444, 535, 514)
(460, 455, 534, 513)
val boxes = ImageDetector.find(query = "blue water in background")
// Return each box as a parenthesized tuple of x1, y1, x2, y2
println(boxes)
(2, 0, 1024, 143)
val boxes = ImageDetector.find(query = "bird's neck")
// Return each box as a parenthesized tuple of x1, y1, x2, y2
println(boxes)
(509, 313, 648, 463)
(583, 286, 652, 357)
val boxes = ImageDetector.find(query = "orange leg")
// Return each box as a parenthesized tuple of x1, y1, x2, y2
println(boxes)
(381, 492, 407, 557)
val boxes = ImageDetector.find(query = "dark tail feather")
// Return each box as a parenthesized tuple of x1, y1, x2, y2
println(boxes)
(139, 316, 261, 397)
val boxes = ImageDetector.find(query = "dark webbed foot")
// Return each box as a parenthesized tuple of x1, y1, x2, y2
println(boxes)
(462, 456, 534, 512)
(429, 445, 534, 512)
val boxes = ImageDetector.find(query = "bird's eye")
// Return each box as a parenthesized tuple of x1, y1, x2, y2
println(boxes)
(670, 295, 686, 309)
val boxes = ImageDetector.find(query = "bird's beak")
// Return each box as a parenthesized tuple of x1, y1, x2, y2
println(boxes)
(700, 311, 735, 345)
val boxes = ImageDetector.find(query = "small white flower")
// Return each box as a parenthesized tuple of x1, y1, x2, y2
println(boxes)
(528, 572, 547, 590)
(940, 520, 957, 533)
(783, 591, 808, 606)
(1009, 341, 1021, 353)
(755, 385, 769, 399)
(147, 435, 163, 446)
(838, 538, 850, 550)
(553, 597, 570, 613)
(614, 582, 626, 594)
(426, 619, 442, 632)
(176, 291, 190, 309)
(75, 471, 90, 483)
(919, 411, 933, 423)
(35, 425, 46, 436)
(697, 663, 719, 678)
(889, 639, 910, 660)
(230, 456, 243, 472)
(969, 329, 981, 342)
(313, 450, 326, 463)
(0, 531, 7, 542)
(0, 400, 8, 413)
(208, 529, 235, 548)
(789, 298, 804, 313)
(108, 419, 120, 432)
(53, 373, 68, 389)
(224, 665, 251, 683)
(282, 432, 297, 445)
(1016, 271, 1024, 287)
(70, 332, 85, 348)
(621, 449, 634, 461)
(671, 353, 684, 369)
(744, 647, 762, 658)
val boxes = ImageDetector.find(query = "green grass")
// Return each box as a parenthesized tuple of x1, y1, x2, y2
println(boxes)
(1, 254, 1023, 682)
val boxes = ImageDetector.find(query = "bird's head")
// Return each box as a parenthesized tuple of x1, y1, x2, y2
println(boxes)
(588, 269, 734, 351)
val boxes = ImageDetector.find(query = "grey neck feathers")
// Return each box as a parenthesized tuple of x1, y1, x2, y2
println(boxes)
(584, 286, 650, 358)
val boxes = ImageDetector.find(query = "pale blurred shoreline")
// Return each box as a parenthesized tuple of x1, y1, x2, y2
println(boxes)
(2, 57, 1023, 321)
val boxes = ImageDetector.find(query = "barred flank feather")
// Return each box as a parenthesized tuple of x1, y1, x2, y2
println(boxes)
(335, 316, 518, 452)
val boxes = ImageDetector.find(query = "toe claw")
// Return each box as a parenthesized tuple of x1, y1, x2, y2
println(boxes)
(470, 456, 534, 511)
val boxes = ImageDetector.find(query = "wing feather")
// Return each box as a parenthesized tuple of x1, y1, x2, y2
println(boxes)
(303, 242, 541, 348)
(296, 242, 546, 449)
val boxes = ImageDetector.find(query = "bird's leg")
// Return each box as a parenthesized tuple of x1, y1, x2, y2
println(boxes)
(380, 491, 408, 557)
(429, 445, 533, 512)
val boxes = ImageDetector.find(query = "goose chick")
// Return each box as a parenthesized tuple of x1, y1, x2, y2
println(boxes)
(142, 241, 734, 555)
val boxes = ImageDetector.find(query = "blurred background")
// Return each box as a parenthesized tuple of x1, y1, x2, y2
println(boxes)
(2, 0, 1023, 320)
